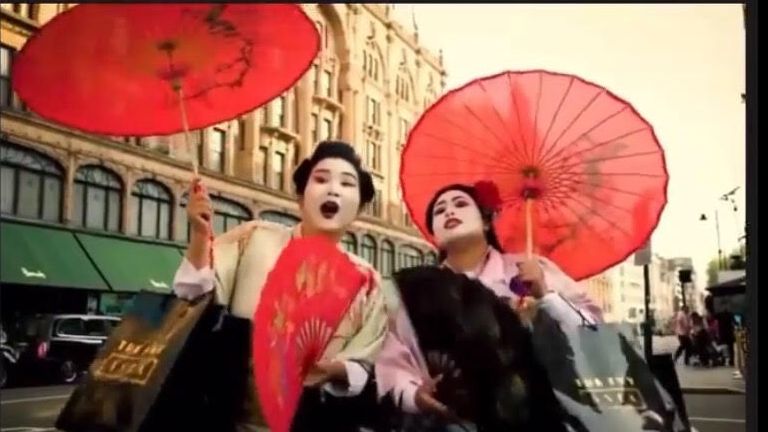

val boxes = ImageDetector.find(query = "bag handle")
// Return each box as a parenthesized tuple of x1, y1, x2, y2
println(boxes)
(556, 292, 598, 331)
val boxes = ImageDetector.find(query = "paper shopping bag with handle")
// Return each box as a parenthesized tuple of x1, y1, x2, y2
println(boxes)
(55, 291, 219, 432)
(530, 311, 690, 432)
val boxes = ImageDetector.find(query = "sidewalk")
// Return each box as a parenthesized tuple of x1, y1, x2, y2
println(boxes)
(651, 335, 746, 394)
(675, 364, 746, 395)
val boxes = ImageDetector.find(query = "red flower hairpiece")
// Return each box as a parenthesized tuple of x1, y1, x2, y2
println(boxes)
(473, 180, 502, 213)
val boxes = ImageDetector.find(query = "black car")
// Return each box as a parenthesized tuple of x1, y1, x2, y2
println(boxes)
(12, 314, 121, 384)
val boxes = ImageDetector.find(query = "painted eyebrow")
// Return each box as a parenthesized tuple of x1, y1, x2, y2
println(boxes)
(312, 168, 358, 181)
(435, 195, 466, 208)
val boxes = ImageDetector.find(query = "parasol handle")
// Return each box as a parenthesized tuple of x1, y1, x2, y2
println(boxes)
(173, 84, 198, 177)
(525, 199, 533, 259)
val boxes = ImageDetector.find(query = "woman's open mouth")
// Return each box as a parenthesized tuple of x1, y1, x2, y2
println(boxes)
(320, 201, 340, 219)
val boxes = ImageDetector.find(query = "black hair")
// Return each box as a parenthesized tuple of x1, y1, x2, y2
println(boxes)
(425, 183, 503, 261)
(292, 140, 375, 210)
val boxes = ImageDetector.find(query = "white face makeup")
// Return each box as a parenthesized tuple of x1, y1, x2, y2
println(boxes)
(431, 189, 485, 248)
(299, 157, 361, 235)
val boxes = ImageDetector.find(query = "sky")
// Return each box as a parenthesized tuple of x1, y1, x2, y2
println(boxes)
(394, 4, 746, 282)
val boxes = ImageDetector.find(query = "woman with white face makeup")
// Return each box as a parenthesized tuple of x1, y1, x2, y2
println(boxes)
(172, 141, 388, 432)
(375, 182, 603, 431)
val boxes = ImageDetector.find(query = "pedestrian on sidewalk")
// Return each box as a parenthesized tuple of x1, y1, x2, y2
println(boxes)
(673, 306, 693, 366)
(715, 307, 736, 367)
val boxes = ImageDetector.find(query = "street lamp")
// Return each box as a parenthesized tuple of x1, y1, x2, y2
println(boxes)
(700, 187, 741, 270)
(699, 211, 723, 270)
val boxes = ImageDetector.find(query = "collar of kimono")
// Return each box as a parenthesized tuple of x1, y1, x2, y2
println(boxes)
(441, 246, 496, 278)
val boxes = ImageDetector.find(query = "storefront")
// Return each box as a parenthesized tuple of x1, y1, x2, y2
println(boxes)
(0, 218, 182, 320)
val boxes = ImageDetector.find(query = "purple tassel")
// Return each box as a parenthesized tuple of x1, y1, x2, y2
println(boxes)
(508, 276, 531, 298)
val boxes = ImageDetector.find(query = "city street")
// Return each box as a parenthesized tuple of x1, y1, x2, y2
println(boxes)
(0, 384, 746, 432)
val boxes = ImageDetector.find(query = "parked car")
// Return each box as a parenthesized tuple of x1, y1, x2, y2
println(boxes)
(12, 314, 121, 384)
(1, 325, 20, 388)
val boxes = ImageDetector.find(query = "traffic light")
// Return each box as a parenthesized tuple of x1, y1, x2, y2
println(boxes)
(678, 269, 692, 284)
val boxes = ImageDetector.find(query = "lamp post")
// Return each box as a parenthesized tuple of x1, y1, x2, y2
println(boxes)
(700, 187, 740, 270)
(699, 210, 723, 270)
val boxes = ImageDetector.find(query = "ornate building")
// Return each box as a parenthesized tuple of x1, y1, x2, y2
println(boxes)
(0, 4, 446, 315)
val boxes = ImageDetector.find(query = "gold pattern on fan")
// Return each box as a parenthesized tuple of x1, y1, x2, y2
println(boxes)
(272, 295, 297, 336)
(295, 256, 337, 299)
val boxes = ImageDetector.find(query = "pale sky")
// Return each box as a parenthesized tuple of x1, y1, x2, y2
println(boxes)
(394, 4, 745, 282)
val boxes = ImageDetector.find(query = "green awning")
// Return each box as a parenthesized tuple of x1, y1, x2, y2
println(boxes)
(0, 221, 109, 290)
(75, 233, 184, 294)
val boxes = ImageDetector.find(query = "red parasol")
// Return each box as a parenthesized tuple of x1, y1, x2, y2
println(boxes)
(401, 70, 668, 281)
(252, 236, 368, 432)
(11, 3, 318, 175)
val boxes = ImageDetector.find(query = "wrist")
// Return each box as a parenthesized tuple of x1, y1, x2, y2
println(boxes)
(186, 235, 211, 269)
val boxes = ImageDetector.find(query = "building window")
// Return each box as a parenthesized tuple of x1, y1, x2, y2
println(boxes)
(364, 49, 380, 82)
(0, 45, 15, 108)
(311, 114, 319, 142)
(396, 74, 412, 102)
(257, 146, 269, 185)
(323, 118, 334, 140)
(366, 97, 381, 126)
(397, 246, 423, 270)
(399, 118, 411, 147)
(381, 240, 395, 278)
(208, 128, 226, 172)
(320, 69, 332, 98)
(259, 210, 300, 227)
(236, 117, 247, 151)
(341, 232, 357, 254)
(191, 130, 205, 169)
(210, 197, 252, 235)
(361, 235, 378, 269)
(272, 96, 287, 128)
(130, 180, 172, 240)
(314, 20, 325, 49)
(365, 139, 380, 172)
(311, 64, 319, 93)
(73, 166, 123, 232)
(0, 142, 63, 222)
(7, 3, 36, 20)
(372, 188, 382, 217)
(425, 252, 438, 265)
(273, 151, 285, 191)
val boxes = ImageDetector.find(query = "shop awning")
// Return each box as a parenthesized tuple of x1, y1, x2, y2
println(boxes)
(75, 233, 184, 294)
(0, 221, 109, 290)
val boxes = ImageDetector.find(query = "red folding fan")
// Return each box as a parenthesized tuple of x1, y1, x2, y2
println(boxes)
(252, 236, 368, 432)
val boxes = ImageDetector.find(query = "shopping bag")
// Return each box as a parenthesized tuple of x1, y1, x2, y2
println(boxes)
(56, 291, 218, 432)
(531, 311, 690, 432)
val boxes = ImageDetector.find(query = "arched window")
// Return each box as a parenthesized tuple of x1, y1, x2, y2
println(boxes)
(177, 194, 252, 241)
(341, 232, 357, 255)
(260, 210, 300, 227)
(363, 43, 383, 83)
(381, 240, 395, 278)
(73, 165, 123, 232)
(398, 245, 424, 270)
(211, 197, 252, 235)
(130, 180, 172, 240)
(0, 142, 63, 222)
(360, 235, 377, 268)
(396, 72, 414, 103)
(424, 251, 439, 265)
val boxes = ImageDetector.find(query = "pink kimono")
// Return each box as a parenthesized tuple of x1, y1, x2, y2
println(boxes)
(375, 247, 603, 413)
